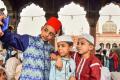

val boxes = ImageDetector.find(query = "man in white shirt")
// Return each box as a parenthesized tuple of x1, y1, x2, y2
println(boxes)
(5, 50, 21, 80)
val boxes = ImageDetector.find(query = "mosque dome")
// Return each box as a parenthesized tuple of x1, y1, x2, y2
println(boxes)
(102, 20, 117, 33)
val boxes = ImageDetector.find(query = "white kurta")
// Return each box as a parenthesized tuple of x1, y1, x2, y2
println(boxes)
(5, 57, 20, 80)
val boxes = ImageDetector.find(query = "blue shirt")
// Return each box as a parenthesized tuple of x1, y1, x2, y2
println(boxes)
(1, 30, 53, 80)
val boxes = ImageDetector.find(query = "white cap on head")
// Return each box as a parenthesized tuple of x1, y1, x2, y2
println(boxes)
(56, 35, 73, 43)
(0, 55, 3, 60)
(95, 44, 101, 50)
(11, 51, 17, 56)
(79, 33, 94, 45)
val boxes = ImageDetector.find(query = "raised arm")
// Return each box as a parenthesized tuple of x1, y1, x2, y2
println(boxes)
(0, 30, 29, 52)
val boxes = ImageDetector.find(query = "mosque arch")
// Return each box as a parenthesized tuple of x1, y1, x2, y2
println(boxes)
(17, 3, 46, 36)
(106, 43, 111, 49)
(100, 43, 104, 49)
(112, 43, 117, 48)
(58, 2, 89, 35)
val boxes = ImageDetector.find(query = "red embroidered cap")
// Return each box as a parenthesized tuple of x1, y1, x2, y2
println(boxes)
(46, 17, 62, 32)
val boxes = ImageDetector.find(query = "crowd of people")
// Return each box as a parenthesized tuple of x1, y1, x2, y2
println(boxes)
(0, 8, 120, 80)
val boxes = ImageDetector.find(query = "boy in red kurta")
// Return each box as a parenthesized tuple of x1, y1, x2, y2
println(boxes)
(72, 34, 101, 80)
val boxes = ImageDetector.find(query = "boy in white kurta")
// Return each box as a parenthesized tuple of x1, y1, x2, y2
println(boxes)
(49, 35, 76, 80)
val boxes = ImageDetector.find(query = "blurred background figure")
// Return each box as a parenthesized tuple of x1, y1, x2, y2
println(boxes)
(15, 51, 23, 80)
(109, 49, 119, 72)
(5, 49, 20, 80)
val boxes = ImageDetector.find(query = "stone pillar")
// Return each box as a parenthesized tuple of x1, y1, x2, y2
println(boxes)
(86, 12, 100, 45)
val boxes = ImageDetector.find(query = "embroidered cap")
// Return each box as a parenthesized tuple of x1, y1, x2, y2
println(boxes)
(56, 35, 73, 43)
(79, 33, 94, 45)
(46, 17, 62, 32)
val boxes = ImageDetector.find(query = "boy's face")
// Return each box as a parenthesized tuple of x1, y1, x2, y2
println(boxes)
(57, 41, 72, 57)
(41, 25, 56, 41)
(77, 38, 93, 54)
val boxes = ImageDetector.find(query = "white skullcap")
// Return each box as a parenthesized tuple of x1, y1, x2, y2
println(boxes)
(56, 35, 73, 43)
(11, 51, 17, 56)
(79, 33, 94, 45)
(95, 44, 101, 50)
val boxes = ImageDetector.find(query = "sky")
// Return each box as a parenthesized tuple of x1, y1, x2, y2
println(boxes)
(0, 1, 120, 36)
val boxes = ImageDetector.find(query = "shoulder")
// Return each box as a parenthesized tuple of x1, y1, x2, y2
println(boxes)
(89, 54, 101, 68)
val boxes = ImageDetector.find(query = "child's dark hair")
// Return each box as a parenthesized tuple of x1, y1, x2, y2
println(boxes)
(66, 42, 73, 46)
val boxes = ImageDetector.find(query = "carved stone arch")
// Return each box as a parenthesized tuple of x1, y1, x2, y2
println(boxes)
(101, 0, 120, 8)
(1, 0, 16, 25)
(16, 2, 46, 28)
(1, 0, 12, 13)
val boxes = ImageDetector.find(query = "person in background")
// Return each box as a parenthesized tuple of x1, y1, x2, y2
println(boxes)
(0, 41, 7, 65)
(109, 49, 119, 72)
(49, 35, 76, 80)
(102, 49, 107, 67)
(5, 50, 20, 80)
(0, 16, 62, 80)
(95, 54, 111, 80)
(15, 51, 23, 80)
(95, 44, 102, 55)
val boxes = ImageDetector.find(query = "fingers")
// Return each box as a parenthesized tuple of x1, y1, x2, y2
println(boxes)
(50, 53, 57, 60)
(0, 31, 4, 37)
(0, 28, 4, 37)
(55, 58, 63, 71)
(55, 64, 62, 71)
(0, 21, 3, 26)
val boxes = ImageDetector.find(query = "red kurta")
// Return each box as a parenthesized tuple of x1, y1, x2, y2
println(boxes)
(109, 52, 119, 71)
(71, 52, 101, 80)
